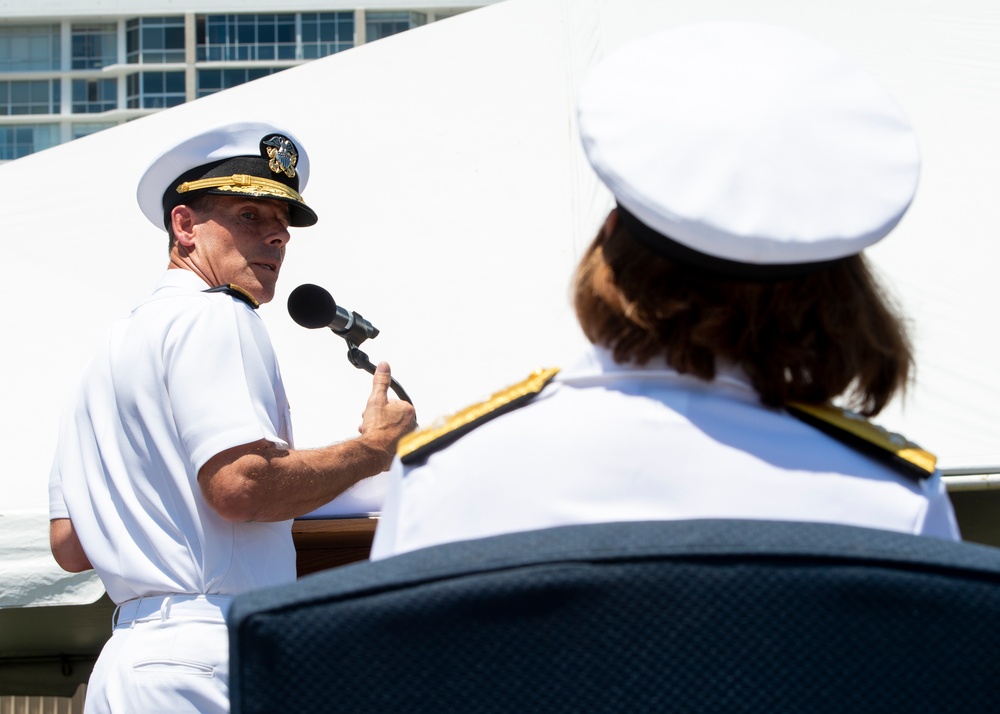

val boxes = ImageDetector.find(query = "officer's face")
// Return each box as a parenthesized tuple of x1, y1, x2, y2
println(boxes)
(192, 197, 291, 304)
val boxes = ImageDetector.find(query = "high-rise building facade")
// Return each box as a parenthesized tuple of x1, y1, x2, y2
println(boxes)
(0, 1, 498, 161)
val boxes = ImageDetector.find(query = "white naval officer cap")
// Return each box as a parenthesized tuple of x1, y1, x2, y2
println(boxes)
(137, 120, 317, 232)
(577, 22, 921, 279)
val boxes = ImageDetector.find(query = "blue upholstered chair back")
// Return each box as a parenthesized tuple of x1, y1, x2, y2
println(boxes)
(229, 520, 1000, 713)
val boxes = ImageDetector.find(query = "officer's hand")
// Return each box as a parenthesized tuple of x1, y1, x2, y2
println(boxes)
(359, 362, 417, 470)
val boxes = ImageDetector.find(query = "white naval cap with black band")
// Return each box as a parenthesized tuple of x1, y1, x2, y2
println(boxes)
(577, 21, 921, 280)
(136, 120, 318, 231)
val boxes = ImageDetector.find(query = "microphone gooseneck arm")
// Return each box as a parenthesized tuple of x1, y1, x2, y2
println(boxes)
(344, 341, 413, 404)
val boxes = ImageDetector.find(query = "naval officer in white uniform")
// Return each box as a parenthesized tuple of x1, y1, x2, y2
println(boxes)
(48, 122, 416, 712)
(371, 22, 960, 560)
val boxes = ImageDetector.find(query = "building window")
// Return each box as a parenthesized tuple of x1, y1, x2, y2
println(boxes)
(126, 17, 185, 64)
(301, 13, 354, 59)
(72, 122, 116, 140)
(72, 24, 118, 69)
(0, 80, 60, 115)
(197, 67, 284, 98)
(126, 71, 185, 108)
(0, 124, 59, 160)
(0, 25, 60, 71)
(72, 78, 117, 113)
(197, 14, 297, 62)
(366, 12, 426, 43)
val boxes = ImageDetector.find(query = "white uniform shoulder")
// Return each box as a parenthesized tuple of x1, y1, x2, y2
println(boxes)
(399, 368, 561, 465)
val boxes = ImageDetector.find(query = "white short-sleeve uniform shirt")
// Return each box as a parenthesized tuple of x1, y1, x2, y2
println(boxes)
(371, 345, 960, 559)
(49, 270, 296, 604)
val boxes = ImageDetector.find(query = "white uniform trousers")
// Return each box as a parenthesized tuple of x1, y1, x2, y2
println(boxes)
(85, 595, 232, 714)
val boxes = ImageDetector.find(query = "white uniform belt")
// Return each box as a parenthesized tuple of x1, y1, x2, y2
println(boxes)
(113, 594, 233, 628)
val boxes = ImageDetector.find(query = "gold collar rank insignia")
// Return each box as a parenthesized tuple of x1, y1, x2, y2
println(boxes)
(262, 134, 298, 179)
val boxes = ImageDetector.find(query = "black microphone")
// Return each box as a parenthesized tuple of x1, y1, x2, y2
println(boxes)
(287, 283, 413, 404)
(287, 283, 379, 346)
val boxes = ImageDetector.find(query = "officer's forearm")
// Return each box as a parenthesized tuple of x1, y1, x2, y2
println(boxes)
(198, 437, 394, 523)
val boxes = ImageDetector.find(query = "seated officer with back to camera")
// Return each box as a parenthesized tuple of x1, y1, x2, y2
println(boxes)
(370, 21, 960, 559)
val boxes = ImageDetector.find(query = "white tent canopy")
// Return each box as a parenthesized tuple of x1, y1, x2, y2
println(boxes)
(2, 0, 999, 616)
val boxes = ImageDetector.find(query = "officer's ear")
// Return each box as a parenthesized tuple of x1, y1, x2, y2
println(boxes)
(171, 205, 199, 249)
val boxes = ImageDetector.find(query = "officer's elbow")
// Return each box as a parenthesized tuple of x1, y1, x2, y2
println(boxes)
(199, 440, 280, 522)
(50, 519, 93, 573)
(199, 467, 261, 522)
(203, 485, 258, 523)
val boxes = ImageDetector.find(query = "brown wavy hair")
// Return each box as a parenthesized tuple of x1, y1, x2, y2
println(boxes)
(572, 211, 913, 416)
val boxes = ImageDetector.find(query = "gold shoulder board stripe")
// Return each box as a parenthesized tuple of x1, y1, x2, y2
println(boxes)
(786, 402, 936, 481)
(203, 284, 260, 309)
(399, 367, 561, 466)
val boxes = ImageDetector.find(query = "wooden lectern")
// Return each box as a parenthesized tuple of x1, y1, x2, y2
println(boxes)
(292, 517, 378, 578)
